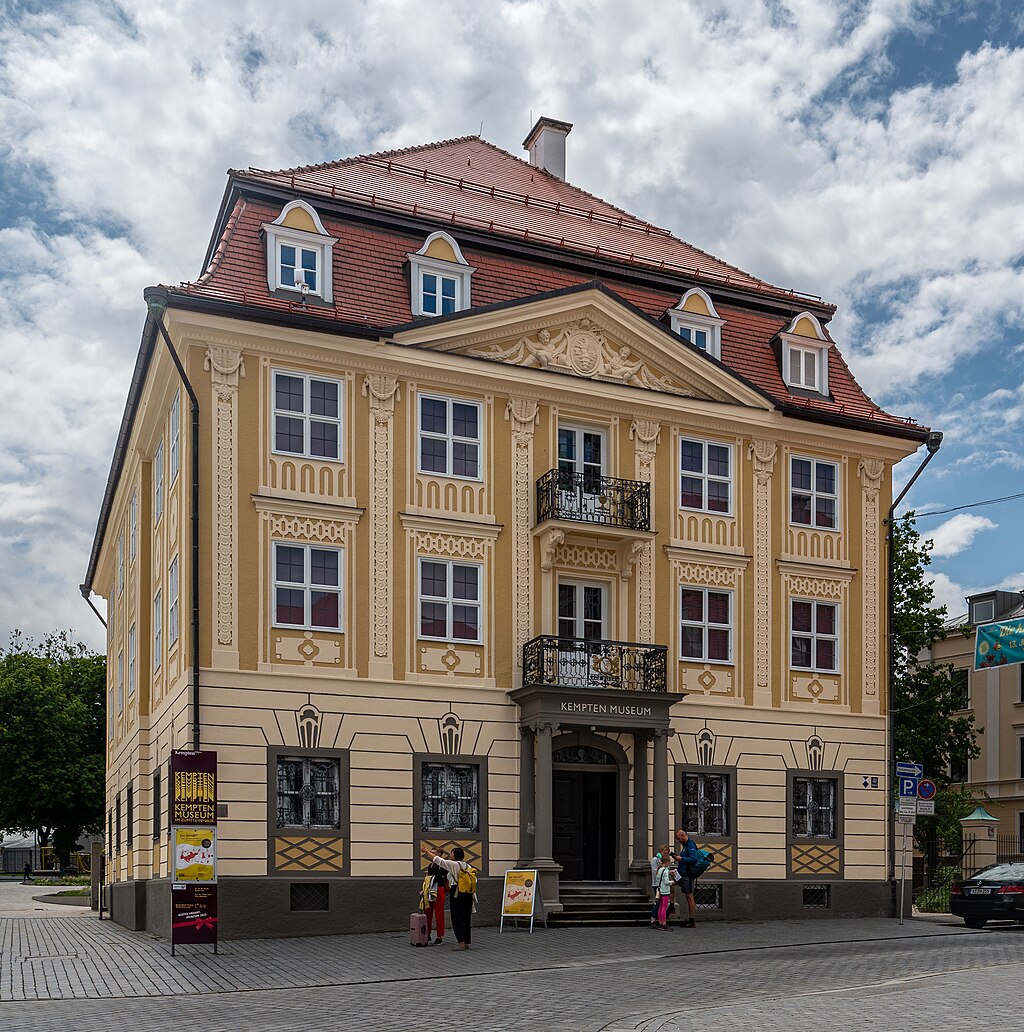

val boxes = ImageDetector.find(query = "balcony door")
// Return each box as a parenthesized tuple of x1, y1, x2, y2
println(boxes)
(558, 580, 607, 686)
(558, 426, 604, 519)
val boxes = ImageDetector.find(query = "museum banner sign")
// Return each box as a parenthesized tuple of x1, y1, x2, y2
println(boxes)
(975, 619, 1024, 671)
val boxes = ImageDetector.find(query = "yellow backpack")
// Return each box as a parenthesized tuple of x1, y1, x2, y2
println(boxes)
(456, 862, 477, 895)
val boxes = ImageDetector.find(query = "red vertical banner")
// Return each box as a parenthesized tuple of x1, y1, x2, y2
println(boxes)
(169, 750, 218, 951)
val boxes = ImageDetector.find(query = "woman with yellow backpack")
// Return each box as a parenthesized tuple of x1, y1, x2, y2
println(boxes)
(423, 846, 477, 951)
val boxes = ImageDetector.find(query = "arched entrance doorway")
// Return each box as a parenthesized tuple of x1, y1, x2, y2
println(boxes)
(552, 740, 619, 880)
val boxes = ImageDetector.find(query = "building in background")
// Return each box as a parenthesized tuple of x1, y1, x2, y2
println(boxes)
(84, 118, 929, 935)
(935, 590, 1024, 853)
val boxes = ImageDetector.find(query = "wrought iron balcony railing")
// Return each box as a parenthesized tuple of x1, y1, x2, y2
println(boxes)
(535, 469, 650, 531)
(522, 635, 668, 693)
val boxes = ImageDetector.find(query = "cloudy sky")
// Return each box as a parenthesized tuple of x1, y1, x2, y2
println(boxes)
(1, 0, 1022, 652)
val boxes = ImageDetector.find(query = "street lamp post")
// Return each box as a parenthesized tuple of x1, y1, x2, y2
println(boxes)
(886, 429, 942, 915)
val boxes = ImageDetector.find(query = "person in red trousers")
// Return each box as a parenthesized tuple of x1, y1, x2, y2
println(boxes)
(422, 854, 448, 945)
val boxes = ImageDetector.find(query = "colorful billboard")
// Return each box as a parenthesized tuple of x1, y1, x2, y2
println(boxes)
(975, 619, 1024, 671)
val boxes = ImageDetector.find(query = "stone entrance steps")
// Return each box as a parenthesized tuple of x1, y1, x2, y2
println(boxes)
(549, 880, 654, 927)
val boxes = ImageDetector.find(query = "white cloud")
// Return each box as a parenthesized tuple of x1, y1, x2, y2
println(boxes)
(926, 514, 997, 558)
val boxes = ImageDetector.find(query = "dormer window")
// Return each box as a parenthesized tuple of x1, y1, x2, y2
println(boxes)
(408, 231, 474, 318)
(779, 312, 831, 396)
(263, 200, 337, 303)
(667, 288, 724, 360)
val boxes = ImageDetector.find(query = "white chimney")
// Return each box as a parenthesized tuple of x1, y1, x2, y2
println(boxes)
(523, 116, 573, 180)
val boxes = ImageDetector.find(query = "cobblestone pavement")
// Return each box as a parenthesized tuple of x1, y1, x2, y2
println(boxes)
(1, 904, 1022, 1031)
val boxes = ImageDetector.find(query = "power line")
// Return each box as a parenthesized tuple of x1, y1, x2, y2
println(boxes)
(904, 489, 1024, 521)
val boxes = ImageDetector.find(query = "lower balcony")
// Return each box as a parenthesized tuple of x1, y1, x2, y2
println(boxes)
(522, 635, 668, 693)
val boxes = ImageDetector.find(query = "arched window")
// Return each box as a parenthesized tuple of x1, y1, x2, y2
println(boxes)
(408, 231, 474, 318)
(666, 288, 724, 359)
(262, 200, 337, 303)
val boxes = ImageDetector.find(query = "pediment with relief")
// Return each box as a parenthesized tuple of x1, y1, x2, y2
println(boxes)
(468, 317, 704, 397)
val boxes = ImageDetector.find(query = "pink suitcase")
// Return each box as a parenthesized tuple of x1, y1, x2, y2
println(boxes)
(410, 911, 429, 946)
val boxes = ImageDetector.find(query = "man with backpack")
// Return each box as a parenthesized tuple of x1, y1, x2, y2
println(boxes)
(674, 828, 702, 928)
(424, 846, 477, 951)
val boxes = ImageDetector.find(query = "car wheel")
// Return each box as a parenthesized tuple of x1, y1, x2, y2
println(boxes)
(964, 918, 987, 929)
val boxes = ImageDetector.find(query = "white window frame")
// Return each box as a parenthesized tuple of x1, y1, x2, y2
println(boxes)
(169, 388, 180, 484)
(790, 598, 840, 673)
(168, 556, 179, 647)
(272, 542, 344, 631)
(679, 586, 733, 664)
(417, 393, 483, 481)
(667, 288, 724, 360)
(128, 624, 136, 698)
(972, 598, 995, 624)
(418, 558, 482, 644)
(271, 369, 344, 462)
(117, 650, 124, 714)
(153, 591, 162, 670)
(129, 491, 137, 563)
(262, 201, 337, 302)
(153, 440, 164, 524)
(108, 591, 115, 642)
(117, 532, 125, 595)
(790, 455, 839, 530)
(779, 312, 831, 396)
(408, 231, 474, 318)
(679, 437, 733, 515)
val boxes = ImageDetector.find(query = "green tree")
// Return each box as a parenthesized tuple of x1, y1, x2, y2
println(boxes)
(0, 631, 105, 866)
(890, 514, 981, 869)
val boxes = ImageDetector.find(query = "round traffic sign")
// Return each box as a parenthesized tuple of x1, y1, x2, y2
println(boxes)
(917, 778, 937, 800)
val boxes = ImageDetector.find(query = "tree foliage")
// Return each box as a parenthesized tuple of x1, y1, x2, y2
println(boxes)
(890, 515, 981, 863)
(0, 631, 105, 864)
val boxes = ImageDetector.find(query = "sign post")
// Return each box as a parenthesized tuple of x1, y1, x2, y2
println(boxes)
(169, 749, 218, 955)
(895, 761, 923, 927)
(499, 869, 542, 932)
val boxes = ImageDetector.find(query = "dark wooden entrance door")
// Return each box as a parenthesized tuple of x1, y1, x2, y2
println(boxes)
(552, 769, 617, 880)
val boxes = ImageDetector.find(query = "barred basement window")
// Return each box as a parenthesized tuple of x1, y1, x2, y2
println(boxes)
(803, 883, 831, 909)
(290, 882, 330, 912)
(276, 757, 341, 829)
(694, 883, 723, 910)
(680, 772, 729, 836)
(421, 762, 480, 833)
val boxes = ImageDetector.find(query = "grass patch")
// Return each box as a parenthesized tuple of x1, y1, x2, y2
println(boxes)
(33, 875, 91, 886)
(52, 888, 90, 897)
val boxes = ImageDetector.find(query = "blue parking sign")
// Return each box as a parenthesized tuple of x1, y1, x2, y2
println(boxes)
(899, 777, 920, 798)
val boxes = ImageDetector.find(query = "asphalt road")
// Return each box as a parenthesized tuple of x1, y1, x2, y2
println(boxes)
(1, 879, 1021, 1031)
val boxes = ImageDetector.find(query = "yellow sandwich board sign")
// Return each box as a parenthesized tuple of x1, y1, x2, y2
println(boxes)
(500, 869, 541, 932)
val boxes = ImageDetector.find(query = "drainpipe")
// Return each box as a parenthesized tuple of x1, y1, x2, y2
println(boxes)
(885, 429, 942, 912)
(144, 288, 202, 752)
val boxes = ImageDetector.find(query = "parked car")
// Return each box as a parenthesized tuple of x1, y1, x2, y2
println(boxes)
(950, 863, 1024, 928)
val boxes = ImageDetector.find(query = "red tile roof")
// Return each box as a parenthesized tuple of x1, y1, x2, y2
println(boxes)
(169, 137, 923, 439)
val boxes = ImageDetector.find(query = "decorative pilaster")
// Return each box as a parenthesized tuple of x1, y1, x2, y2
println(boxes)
(631, 733, 650, 870)
(363, 375, 400, 679)
(531, 719, 563, 911)
(204, 346, 245, 669)
(506, 399, 539, 677)
(858, 457, 885, 714)
(652, 728, 670, 845)
(518, 725, 536, 865)
(748, 439, 778, 707)
(630, 419, 660, 643)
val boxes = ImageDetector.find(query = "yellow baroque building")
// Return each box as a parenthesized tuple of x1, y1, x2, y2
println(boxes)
(86, 120, 929, 935)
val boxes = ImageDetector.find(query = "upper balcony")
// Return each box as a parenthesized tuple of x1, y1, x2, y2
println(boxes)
(535, 469, 651, 532)
(522, 635, 668, 694)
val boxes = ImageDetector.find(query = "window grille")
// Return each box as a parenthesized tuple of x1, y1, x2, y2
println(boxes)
(552, 746, 614, 764)
(694, 883, 723, 910)
(792, 776, 836, 838)
(421, 762, 480, 833)
(681, 772, 729, 836)
(276, 757, 340, 829)
(803, 883, 831, 909)
(290, 882, 329, 912)
(127, 782, 133, 848)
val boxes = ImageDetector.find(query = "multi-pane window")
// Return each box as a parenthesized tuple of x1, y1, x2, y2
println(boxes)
(278, 242, 319, 294)
(129, 491, 137, 563)
(273, 543, 343, 630)
(108, 591, 115, 643)
(680, 772, 729, 836)
(949, 746, 968, 784)
(128, 624, 136, 698)
(153, 769, 161, 841)
(419, 559, 481, 642)
(421, 762, 480, 832)
(680, 587, 732, 663)
(127, 782, 133, 849)
(421, 271, 457, 316)
(169, 389, 180, 483)
(153, 440, 164, 523)
(117, 651, 124, 713)
(115, 794, 122, 852)
(680, 439, 731, 513)
(276, 756, 340, 828)
(788, 344, 821, 388)
(791, 599, 839, 673)
(792, 776, 837, 838)
(108, 687, 114, 741)
(272, 371, 342, 460)
(678, 324, 709, 352)
(791, 457, 837, 529)
(1019, 737, 1024, 780)
(117, 532, 124, 595)
(418, 395, 481, 479)
(168, 557, 179, 647)
(951, 667, 970, 710)
(153, 591, 162, 669)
